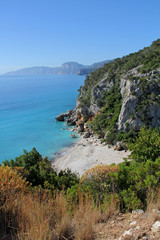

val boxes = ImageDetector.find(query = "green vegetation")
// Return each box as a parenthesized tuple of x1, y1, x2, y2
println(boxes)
(90, 86, 122, 140)
(78, 39, 160, 108)
(1, 127, 160, 238)
(1, 127, 160, 210)
(2, 147, 79, 191)
(79, 127, 160, 210)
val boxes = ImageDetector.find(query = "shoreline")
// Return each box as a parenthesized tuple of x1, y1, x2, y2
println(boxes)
(52, 130, 82, 161)
(52, 135, 130, 177)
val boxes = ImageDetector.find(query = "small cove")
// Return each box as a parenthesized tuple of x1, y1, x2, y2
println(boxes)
(0, 74, 85, 163)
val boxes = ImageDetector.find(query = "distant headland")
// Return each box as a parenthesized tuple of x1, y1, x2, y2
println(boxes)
(2, 60, 111, 76)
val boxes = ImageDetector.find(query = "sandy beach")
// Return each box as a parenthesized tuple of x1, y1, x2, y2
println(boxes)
(52, 136, 130, 176)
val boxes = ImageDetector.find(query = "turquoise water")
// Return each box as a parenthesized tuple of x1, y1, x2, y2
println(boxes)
(0, 75, 85, 163)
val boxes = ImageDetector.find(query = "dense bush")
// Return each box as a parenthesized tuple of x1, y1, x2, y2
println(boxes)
(77, 127, 160, 210)
(129, 127, 160, 162)
(80, 165, 119, 202)
(2, 148, 79, 191)
(0, 166, 29, 205)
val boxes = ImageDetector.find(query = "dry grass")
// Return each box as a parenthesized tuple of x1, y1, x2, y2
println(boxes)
(73, 194, 101, 240)
(53, 192, 73, 240)
(145, 187, 160, 225)
(147, 187, 160, 211)
(17, 192, 54, 240)
(103, 194, 120, 214)
(0, 190, 104, 240)
(1, 184, 160, 240)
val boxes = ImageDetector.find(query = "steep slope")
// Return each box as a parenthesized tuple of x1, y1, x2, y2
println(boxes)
(73, 39, 160, 143)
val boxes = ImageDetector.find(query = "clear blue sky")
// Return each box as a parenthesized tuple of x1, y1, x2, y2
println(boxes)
(0, 0, 159, 73)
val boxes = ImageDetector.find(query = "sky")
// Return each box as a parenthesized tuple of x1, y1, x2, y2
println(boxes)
(0, 0, 160, 74)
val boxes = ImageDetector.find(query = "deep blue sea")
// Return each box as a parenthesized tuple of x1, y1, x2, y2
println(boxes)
(0, 75, 85, 163)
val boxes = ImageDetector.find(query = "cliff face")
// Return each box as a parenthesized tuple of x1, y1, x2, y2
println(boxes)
(117, 67, 160, 131)
(76, 68, 160, 129)
(74, 39, 160, 142)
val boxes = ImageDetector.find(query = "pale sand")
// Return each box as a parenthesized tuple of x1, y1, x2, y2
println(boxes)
(52, 136, 130, 176)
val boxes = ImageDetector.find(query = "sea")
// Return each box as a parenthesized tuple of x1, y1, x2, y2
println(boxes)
(0, 74, 85, 164)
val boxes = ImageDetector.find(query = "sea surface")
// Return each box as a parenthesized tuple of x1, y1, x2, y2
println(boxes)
(0, 74, 85, 163)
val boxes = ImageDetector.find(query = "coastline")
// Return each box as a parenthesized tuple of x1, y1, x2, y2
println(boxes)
(52, 135, 130, 177)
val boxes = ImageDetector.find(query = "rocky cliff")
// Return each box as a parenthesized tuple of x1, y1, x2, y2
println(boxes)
(64, 39, 160, 144)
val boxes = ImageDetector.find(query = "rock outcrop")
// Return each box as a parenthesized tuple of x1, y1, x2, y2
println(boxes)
(55, 110, 72, 121)
(117, 68, 160, 131)
(56, 39, 160, 142)
(56, 67, 160, 140)
(90, 75, 114, 114)
(76, 66, 160, 136)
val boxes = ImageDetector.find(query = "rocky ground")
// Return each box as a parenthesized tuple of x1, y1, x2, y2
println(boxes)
(95, 209, 160, 240)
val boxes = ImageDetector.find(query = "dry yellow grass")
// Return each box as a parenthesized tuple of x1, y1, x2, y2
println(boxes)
(0, 190, 103, 240)
(1, 166, 160, 240)
(17, 192, 54, 240)
(73, 194, 101, 240)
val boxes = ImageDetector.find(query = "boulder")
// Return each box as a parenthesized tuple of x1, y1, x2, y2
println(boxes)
(130, 221, 137, 227)
(77, 121, 84, 132)
(114, 141, 127, 151)
(132, 209, 144, 215)
(55, 111, 71, 121)
(66, 119, 76, 126)
(70, 133, 77, 138)
(65, 110, 77, 126)
(55, 113, 66, 121)
(83, 132, 90, 138)
(152, 221, 160, 230)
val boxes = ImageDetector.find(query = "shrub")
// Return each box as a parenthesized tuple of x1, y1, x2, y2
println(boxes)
(0, 166, 29, 203)
(2, 149, 79, 191)
(80, 164, 119, 202)
(118, 157, 160, 210)
(129, 126, 160, 163)
(0, 166, 30, 237)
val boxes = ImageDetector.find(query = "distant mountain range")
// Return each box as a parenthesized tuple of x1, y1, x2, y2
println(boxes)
(3, 60, 112, 76)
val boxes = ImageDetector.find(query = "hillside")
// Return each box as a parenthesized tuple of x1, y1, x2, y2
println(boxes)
(65, 39, 160, 144)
